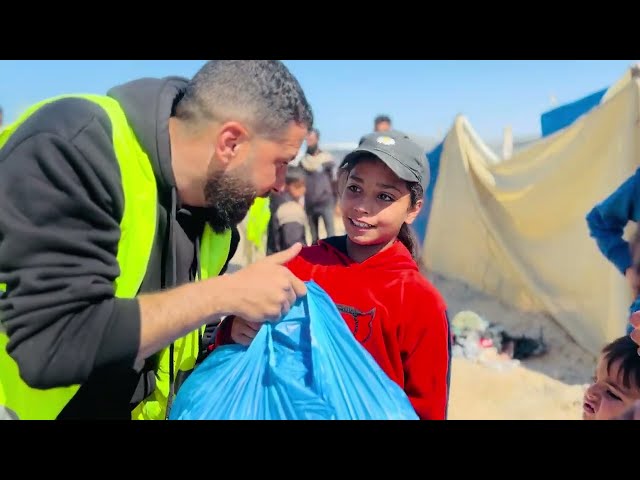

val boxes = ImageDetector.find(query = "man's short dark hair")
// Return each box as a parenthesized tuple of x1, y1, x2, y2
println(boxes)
(286, 166, 306, 185)
(602, 335, 640, 390)
(175, 60, 314, 139)
(374, 115, 391, 126)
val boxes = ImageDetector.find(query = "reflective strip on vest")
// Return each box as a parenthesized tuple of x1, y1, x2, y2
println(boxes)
(0, 95, 231, 420)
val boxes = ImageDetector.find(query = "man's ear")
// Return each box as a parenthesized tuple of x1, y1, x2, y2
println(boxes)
(405, 199, 423, 225)
(215, 121, 250, 166)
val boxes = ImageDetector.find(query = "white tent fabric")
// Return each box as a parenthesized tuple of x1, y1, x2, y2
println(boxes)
(422, 71, 640, 355)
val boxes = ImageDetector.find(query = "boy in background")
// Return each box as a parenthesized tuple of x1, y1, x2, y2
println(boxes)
(267, 166, 308, 254)
(586, 170, 640, 334)
(582, 335, 640, 420)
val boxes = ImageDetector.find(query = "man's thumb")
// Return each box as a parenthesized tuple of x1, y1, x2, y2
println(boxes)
(264, 243, 303, 265)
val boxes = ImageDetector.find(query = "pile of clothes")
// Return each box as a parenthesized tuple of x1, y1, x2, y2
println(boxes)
(451, 311, 548, 371)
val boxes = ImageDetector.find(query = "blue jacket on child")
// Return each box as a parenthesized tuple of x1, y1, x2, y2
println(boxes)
(586, 167, 640, 333)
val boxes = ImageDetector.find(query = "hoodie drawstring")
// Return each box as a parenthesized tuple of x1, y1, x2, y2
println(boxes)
(194, 234, 202, 354)
(164, 187, 204, 420)
(165, 187, 178, 419)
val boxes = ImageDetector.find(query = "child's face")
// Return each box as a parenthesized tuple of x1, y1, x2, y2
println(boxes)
(583, 355, 640, 420)
(287, 181, 306, 201)
(341, 158, 420, 248)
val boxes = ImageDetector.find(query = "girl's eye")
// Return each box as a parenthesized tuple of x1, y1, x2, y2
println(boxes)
(347, 185, 360, 193)
(378, 193, 394, 202)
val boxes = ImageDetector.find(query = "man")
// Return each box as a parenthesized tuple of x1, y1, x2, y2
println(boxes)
(0, 60, 312, 420)
(373, 114, 392, 133)
(358, 114, 393, 145)
(299, 128, 335, 243)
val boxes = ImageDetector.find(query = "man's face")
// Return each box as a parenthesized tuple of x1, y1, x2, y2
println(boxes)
(203, 121, 307, 232)
(203, 162, 257, 233)
(246, 122, 309, 195)
(375, 121, 391, 132)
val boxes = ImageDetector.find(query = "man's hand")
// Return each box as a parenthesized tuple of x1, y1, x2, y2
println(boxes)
(231, 317, 263, 346)
(224, 243, 307, 323)
(136, 244, 306, 365)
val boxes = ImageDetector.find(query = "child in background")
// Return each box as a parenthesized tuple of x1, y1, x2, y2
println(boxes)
(266, 166, 307, 254)
(216, 130, 451, 420)
(586, 172, 640, 334)
(582, 334, 640, 420)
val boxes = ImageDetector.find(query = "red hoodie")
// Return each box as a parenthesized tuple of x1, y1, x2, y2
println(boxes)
(215, 236, 451, 420)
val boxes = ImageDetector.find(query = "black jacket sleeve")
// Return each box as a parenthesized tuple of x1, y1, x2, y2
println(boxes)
(0, 98, 141, 389)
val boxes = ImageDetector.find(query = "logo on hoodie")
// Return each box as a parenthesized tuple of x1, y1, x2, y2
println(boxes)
(335, 304, 376, 343)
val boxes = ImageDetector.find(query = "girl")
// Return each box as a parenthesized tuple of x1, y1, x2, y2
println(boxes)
(214, 130, 451, 420)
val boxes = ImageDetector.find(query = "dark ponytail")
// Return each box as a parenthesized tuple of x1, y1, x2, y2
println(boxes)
(398, 182, 423, 261)
(398, 223, 419, 261)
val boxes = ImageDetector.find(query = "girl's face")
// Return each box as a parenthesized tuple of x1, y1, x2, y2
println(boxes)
(341, 157, 421, 248)
(583, 355, 640, 420)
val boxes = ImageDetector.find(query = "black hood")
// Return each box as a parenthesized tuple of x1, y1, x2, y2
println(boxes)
(107, 76, 188, 199)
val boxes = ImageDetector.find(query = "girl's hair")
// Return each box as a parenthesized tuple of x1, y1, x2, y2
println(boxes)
(341, 155, 424, 261)
(602, 335, 640, 390)
(397, 183, 423, 261)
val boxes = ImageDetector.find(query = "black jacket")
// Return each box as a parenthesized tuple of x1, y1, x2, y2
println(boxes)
(0, 77, 239, 418)
(266, 192, 307, 254)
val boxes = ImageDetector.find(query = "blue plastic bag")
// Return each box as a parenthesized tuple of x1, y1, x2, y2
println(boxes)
(169, 281, 419, 420)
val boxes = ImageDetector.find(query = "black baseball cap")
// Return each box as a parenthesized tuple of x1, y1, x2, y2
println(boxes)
(341, 130, 429, 191)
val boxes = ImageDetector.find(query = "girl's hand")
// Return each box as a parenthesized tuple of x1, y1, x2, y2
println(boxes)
(231, 317, 263, 346)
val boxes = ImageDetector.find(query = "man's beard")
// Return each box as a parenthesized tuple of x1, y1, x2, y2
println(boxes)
(306, 144, 318, 155)
(203, 166, 257, 234)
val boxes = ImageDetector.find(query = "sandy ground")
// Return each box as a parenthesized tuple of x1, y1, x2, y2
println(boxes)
(230, 212, 595, 420)
(446, 358, 587, 420)
(429, 272, 593, 420)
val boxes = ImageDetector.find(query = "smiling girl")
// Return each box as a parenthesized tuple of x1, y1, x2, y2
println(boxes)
(215, 130, 451, 420)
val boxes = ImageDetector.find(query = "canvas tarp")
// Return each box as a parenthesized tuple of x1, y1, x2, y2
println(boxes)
(422, 73, 640, 356)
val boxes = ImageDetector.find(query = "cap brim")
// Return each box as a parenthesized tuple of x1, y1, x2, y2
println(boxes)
(341, 147, 419, 186)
